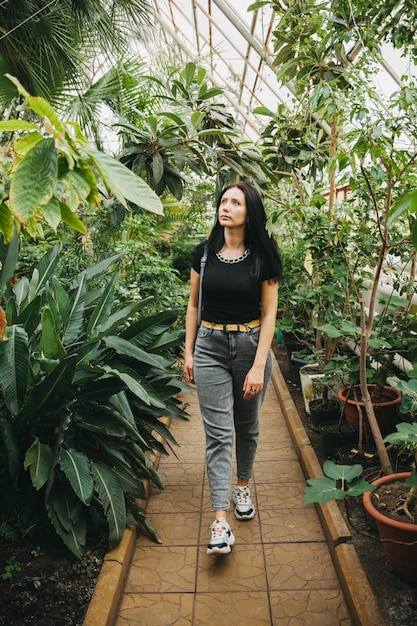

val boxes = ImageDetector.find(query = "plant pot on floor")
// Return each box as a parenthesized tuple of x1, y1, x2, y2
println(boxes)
(309, 398, 340, 432)
(300, 364, 325, 415)
(338, 444, 378, 468)
(319, 420, 358, 457)
(337, 384, 401, 443)
(363, 472, 417, 584)
(290, 354, 312, 387)
(282, 332, 305, 367)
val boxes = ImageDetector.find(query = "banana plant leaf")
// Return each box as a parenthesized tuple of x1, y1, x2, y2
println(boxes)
(59, 448, 94, 505)
(111, 459, 148, 500)
(0, 325, 29, 415)
(24, 439, 54, 491)
(40, 306, 67, 360)
(0, 227, 19, 293)
(103, 335, 170, 368)
(120, 309, 179, 343)
(23, 354, 77, 417)
(46, 478, 86, 558)
(62, 275, 87, 345)
(91, 460, 126, 548)
(27, 243, 62, 303)
(86, 271, 119, 340)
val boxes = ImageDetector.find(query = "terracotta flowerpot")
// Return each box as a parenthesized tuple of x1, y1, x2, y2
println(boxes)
(337, 384, 401, 443)
(363, 472, 417, 584)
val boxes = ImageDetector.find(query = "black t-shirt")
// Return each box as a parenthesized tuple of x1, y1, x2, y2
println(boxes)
(192, 247, 275, 323)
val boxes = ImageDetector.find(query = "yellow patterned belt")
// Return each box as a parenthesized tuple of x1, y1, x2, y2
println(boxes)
(201, 319, 261, 332)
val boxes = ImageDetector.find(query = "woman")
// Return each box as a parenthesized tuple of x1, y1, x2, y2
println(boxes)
(184, 181, 282, 555)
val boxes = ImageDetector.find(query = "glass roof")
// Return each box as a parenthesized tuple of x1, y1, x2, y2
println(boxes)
(143, 1, 417, 142)
(146, 0, 291, 140)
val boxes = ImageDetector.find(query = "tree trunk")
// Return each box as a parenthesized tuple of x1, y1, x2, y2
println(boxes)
(359, 292, 393, 475)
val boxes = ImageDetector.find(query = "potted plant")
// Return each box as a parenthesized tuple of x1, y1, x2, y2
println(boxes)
(362, 422, 417, 583)
(304, 459, 376, 504)
(335, 74, 417, 475)
(387, 366, 417, 423)
(306, 437, 417, 584)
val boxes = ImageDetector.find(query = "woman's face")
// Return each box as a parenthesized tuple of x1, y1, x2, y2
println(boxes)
(217, 187, 248, 229)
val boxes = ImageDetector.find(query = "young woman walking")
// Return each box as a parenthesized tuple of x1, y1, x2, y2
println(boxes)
(183, 181, 282, 555)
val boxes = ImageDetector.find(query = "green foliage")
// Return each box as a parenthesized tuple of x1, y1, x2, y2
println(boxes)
(0, 234, 188, 557)
(117, 62, 272, 198)
(0, 80, 162, 241)
(388, 375, 417, 419)
(1, 557, 21, 581)
(0, 0, 150, 107)
(304, 460, 375, 504)
(384, 422, 417, 450)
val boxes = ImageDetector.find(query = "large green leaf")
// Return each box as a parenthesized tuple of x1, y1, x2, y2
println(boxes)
(148, 329, 184, 353)
(13, 294, 42, 337)
(62, 275, 86, 345)
(40, 307, 66, 360)
(91, 461, 126, 548)
(0, 227, 19, 294)
(103, 336, 170, 368)
(59, 449, 94, 505)
(0, 120, 37, 132)
(24, 440, 54, 490)
(46, 479, 86, 558)
(12, 277, 30, 314)
(0, 325, 29, 415)
(111, 459, 147, 499)
(95, 298, 152, 337)
(43, 196, 62, 231)
(60, 202, 88, 234)
(77, 408, 146, 444)
(70, 252, 124, 290)
(23, 355, 77, 417)
(95, 363, 165, 408)
(25, 92, 65, 134)
(86, 271, 118, 340)
(76, 377, 126, 402)
(9, 138, 58, 223)
(49, 276, 72, 325)
(0, 202, 15, 243)
(85, 148, 163, 215)
(120, 309, 179, 344)
(28, 243, 62, 302)
(387, 188, 417, 226)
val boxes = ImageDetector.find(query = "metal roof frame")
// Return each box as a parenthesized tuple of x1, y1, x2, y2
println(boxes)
(146, 1, 414, 141)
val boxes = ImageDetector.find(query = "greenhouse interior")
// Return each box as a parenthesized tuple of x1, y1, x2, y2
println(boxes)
(1, 1, 417, 625)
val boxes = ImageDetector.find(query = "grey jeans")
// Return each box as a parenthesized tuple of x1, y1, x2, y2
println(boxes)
(193, 325, 272, 511)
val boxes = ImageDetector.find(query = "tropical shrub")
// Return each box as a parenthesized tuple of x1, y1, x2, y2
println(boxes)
(0, 76, 162, 243)
(0, 234, 187, 557)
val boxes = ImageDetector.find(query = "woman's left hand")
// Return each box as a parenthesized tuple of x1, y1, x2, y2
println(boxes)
(243, 367, 264, 400)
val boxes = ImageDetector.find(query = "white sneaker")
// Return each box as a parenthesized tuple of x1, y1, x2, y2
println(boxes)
(233, 486, 256, 520)
(207, 518, 235, 555)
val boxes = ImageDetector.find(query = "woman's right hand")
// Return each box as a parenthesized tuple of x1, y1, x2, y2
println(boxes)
(183, 353, 195, 385)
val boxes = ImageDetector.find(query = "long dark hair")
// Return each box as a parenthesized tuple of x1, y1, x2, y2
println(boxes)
(199, 182, 282, 281)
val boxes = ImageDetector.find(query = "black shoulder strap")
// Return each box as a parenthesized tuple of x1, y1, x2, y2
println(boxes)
(197, 245, 208, 327)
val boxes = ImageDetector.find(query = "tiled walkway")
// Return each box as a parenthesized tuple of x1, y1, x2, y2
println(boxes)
(114, 373, 354, 625)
